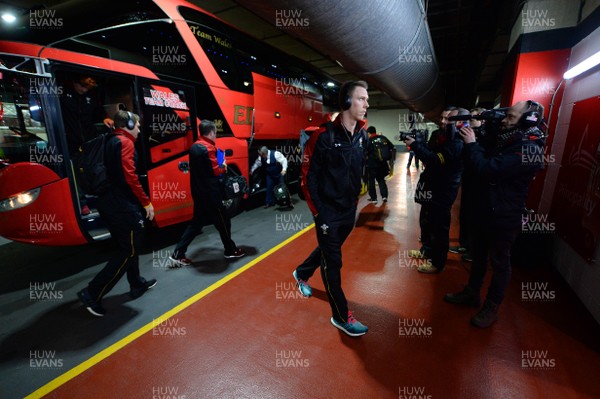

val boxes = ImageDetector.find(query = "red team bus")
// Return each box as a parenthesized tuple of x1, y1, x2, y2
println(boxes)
(0, 0, 338, 245)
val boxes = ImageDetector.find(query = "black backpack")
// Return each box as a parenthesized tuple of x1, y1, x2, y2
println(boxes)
(298, 122, 335, 200)
(220, 172, 248, 200)
(370, 136, 391, 161)
(77, 134, 113, 196)
(273, 182, 291, 207)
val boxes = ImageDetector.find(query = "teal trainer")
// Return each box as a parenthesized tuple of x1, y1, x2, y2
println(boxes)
(330, 311, 368, 337)
(292, 270, 312, 297)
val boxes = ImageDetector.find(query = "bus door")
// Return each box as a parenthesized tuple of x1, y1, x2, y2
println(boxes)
(137, 79, 197, 227)
(52, 67, 142, 242)
(0, 64, 87, 245)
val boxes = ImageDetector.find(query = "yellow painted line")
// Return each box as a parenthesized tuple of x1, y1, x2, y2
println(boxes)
(25, 223, 315, 399)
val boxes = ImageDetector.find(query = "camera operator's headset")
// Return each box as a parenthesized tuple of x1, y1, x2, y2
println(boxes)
(519, 100, 543, 128)
(340, 81, 362, 110)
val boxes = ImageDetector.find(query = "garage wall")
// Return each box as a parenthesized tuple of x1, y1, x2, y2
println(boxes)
(540, 25, 600, 324)
(366, 108, 437, 147)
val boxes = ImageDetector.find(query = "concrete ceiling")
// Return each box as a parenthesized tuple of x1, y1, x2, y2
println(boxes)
(0, 0, 523, 111)
(195, 0, 523, 111)
(195, 0, 405, 110)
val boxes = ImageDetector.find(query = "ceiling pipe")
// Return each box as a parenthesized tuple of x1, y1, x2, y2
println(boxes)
(238, 0, 444, 120)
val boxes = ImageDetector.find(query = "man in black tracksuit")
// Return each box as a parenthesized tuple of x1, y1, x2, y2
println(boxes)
(366, 126, 395, 203)
(445, 100, 545, 328)
(404, 108, 467, 273)
(169, 120, 245, 266)
(77, 111, 156, 316)
(60, 75, 113, 215)
(60, 75, 112, 154)
(292, 80, 370, 337)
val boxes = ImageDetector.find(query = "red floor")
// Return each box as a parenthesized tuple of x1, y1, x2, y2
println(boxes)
(40, 160, 600, 399)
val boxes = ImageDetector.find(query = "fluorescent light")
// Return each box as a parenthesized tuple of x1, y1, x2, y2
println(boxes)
(1, 13, 16, 23)
(326, 82, 335, 87)
(563, 50, 600, 79)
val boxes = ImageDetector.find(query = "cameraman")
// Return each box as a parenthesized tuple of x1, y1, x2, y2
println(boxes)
(450, 107, 486, 262)
(427, 105, 454, 147)
(444, 100, 545, 328)
(404, 107, 467, 274)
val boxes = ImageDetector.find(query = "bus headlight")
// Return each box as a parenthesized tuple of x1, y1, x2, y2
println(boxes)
(0, 188, 41, 212)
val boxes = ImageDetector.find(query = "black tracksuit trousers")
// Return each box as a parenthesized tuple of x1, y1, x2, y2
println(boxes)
(295, 206, 356, 323)
(88, 208, 146, 301)
(173, 204, 237, 257)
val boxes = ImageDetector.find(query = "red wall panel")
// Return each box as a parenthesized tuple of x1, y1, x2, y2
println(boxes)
(507, 49, 571, 210)
(549, 96, 600, 262)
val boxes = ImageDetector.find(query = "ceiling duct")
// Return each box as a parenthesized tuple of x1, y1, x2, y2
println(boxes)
(238, 0, 444, 120)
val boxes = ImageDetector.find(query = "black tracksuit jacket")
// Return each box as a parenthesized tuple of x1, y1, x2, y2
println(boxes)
(301, 117, 368, 216)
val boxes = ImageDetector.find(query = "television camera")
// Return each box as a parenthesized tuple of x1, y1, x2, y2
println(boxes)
(399, 129, 428, 142)
(448, 108, 508, 124)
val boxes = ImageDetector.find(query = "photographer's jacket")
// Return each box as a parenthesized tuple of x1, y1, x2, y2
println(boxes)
(301, 118, 368, 216)
(411, 128, 464, 208)
(464, 127, 544, 229)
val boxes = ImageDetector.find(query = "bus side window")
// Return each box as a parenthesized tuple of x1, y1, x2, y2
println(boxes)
(139, 83, 195, 165)
(0, 71, 51, 165)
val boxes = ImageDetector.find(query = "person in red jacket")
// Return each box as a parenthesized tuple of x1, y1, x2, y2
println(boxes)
(169, 120, 245, 267)
(77, 110, 156, 317)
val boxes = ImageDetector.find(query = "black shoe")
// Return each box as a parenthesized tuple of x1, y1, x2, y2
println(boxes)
(129, 278, 157, 299)
(224, 248, 246, 259)
(448, 246, 468, 254)
(444, 287, 481, 307)
(77, 288, 106, 317)
(169, 255, 192, 268)
(461, 253, 473, 262)
(470, 300, 499, 328)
